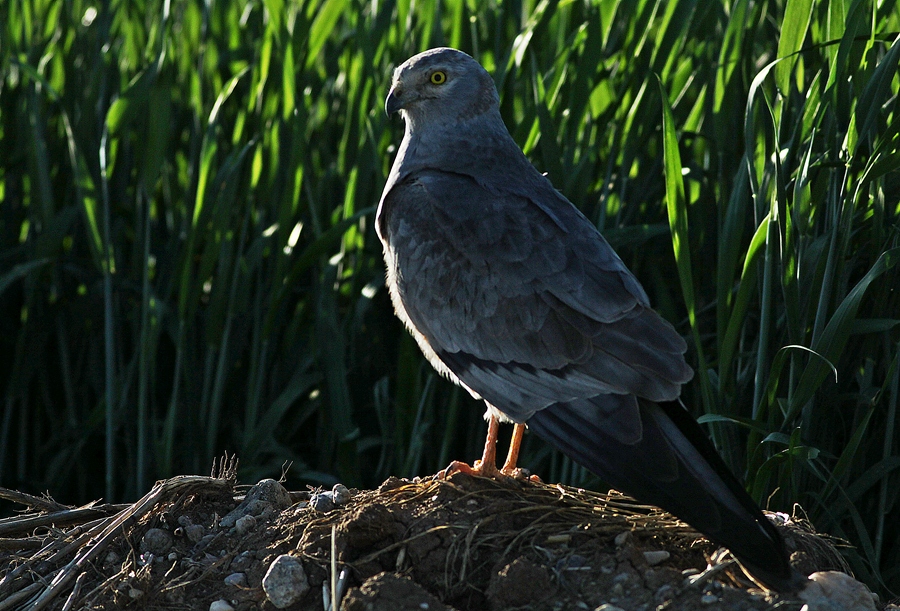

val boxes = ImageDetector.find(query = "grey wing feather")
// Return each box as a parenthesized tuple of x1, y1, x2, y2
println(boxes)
(379, 168, 692, 427)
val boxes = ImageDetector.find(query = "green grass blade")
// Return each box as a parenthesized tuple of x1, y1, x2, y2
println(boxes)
(788, 248, 900, 423)
(775, 0, 814, 93)
(658, 76, 717, 440)
(854, 33, 900, 147)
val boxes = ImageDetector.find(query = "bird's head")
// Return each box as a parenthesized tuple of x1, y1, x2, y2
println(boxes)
(385, 48, 500, 129)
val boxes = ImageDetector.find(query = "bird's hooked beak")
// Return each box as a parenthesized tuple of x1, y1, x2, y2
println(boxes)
(385, 85, 404, 116)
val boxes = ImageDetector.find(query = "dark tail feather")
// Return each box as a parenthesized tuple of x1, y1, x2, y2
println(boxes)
(527, 398, 806, 592)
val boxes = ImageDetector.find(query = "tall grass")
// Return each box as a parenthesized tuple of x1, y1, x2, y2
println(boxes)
(1, 0, 898, 594)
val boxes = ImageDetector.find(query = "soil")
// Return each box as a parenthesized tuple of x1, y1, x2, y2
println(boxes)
(0, 465, 861, 611)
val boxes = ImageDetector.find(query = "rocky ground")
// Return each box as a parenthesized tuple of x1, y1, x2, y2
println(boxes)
(0, 462, 890, 611)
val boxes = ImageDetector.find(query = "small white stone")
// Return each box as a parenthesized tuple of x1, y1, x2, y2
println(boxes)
(262, 554, 310, 609)
(613, 531, 631, 546)
(224, 572, 247, 587)
(799, 571, 877, 611)
(209, 600, 234, 611)
(332, 483, 352, 505)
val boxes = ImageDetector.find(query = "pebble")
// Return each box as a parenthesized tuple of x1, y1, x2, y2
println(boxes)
(595, 604, 625, 611)
(209, 600, 234, 611)
(310, 492, 335, 512)
(185, 524, 205, 543)
(799, 571, 877, 611)
(613, 531, 631, 547)
(140, 528, 173, 555)
(234, 514, 256, 535)
(196, 534, 216, 550)
(167, 552, 178, 562)
(230, 551, 253, 572)
(654, 584, 676, 603)
(224, 572, 247, 587)
(643, 550, 670, 566)
(332, 483, 352, 505)
(598, 555, 616, 574)
(220, 479, 292, 528)
(700, 592, 719, 605)
(128, 587, 144, 599)
(254, 479, 293, 507)
(262, 554, 310, 609)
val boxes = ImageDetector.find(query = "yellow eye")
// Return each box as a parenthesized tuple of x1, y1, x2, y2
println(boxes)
(430, 71, 447, 85)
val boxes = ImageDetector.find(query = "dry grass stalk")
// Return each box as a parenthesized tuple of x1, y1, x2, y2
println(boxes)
(0, 476, 233, 611)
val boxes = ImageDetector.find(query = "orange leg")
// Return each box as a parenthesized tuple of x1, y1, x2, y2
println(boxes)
(441, 414, 502, 479)
(440, 418, 538, 482)
(476, 413, 502, 476)
(500, 423, 525, 474)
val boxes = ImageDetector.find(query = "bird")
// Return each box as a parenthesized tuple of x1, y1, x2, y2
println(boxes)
(376, 47, 805, 592)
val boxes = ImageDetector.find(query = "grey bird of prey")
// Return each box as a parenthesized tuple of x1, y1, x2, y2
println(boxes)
(376, 47, 804, 592)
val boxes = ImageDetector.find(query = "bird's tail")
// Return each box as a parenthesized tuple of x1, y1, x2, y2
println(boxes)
(527, 397, 806, 592)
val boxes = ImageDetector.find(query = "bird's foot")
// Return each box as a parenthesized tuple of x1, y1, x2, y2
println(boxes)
(438, 460, 540, 483)
(437, 419, 541, 483)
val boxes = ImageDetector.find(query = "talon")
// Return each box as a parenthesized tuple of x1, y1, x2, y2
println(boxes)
(439, 460, 486, 479)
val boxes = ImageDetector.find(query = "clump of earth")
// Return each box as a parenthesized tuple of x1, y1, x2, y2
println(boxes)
(0, 463, 882, 611)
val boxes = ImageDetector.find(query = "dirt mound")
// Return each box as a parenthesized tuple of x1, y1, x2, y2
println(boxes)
(0, 463, 852, 610)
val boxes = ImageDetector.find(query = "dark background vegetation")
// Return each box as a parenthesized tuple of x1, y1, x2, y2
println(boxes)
(2, 0, 899, 597)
